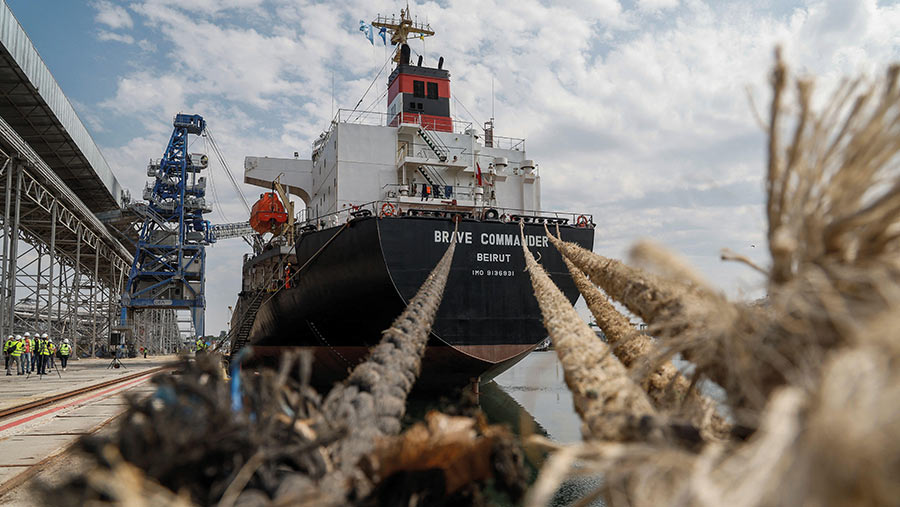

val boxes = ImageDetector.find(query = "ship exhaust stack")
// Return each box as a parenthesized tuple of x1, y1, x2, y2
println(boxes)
(400, 43, 411, 64)
(438, 56, 444, 69)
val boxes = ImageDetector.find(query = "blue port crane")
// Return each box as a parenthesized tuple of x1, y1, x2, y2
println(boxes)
(120, 114, 253, 337)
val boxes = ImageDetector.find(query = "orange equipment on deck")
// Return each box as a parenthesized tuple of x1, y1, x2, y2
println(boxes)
(249, 192, 288, 235)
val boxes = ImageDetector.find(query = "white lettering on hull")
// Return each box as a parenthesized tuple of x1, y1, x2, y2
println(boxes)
(434, 230, 473, 244)
(475, 253, 512, 263)
(433, 229, 549, 247)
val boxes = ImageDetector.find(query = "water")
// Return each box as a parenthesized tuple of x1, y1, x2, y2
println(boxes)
(481, 351, 604, 506)
(488, 351, 582, 443)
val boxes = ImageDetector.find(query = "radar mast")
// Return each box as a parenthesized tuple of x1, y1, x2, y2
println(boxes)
(372, 3, 435, 63)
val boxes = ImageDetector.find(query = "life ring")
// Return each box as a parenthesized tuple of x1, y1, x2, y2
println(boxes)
(576, 215, 589, 227)
(500, 214, 509, 223)
(381, 202, 396, 217)
(484, 208, 499, 220)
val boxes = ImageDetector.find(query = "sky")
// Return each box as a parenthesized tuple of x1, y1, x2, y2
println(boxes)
(5, 0, 899, 335)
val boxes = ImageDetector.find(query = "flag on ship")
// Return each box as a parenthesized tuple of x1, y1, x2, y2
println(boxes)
(359, 20, 374, 45)
(476, 162, 483, 186)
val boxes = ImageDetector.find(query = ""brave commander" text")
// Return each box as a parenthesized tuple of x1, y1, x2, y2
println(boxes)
(433, 230, 549, 247)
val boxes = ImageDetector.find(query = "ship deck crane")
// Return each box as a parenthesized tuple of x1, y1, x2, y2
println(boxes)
(272, 175, 295, 245)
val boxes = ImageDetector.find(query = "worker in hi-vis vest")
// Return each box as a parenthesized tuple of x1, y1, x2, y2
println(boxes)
(59, 339, 71, 371)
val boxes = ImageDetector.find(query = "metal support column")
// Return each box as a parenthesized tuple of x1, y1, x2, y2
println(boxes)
(46, 201, 56, 333)
(0, 158, 11, 338)
(6, 165, 22, 335)
(73, 226, 81, 356)
(92, 244, 99, 356)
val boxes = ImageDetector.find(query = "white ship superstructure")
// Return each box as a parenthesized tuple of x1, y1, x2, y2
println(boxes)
(246, 111, 541, 224)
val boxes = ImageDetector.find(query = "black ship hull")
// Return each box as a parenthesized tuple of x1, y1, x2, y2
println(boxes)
(246, 215, 594, 390)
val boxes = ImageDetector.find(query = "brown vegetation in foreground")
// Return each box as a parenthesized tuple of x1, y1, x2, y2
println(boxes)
(524, 51, 900, 506)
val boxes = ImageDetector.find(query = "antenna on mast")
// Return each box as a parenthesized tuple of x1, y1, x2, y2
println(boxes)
(484, 77, 495, 148)
(372, 3, 435, 64)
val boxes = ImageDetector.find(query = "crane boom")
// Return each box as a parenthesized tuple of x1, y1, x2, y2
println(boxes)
(272, 176, 295, 245)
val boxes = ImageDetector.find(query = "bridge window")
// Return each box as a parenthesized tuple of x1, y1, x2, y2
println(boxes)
(413, 80, 425, 98)
(427, 82, 438, 99)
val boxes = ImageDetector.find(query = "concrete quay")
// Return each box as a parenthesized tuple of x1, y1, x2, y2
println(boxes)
(0, 355, 177, 503)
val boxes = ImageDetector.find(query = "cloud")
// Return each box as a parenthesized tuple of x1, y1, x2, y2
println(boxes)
(637, 0, 679, 12)
(97, 30, 135, 44)
(93, 0, 134, 30)
(100, 72, 187, 116)
(89, 0, 900, 331)
(137, 39, 157, 52)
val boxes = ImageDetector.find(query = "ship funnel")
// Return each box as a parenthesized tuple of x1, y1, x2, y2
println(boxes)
(417, 55, 423, 66)
(400, 43, 411, 64)
(438, 56, 444, 69)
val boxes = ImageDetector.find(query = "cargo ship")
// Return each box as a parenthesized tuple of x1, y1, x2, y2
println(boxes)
(230, 8, 595, 389)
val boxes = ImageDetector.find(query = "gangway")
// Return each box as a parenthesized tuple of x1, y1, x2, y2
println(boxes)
(211, 222, 255, 241)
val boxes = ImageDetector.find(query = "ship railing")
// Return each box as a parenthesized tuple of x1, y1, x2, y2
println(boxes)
(382, 182, 477, 201)
(295, 198, 594, 233)
(295, 201, 381, 231)
(330, 108, 474, 135)
(489, 135, 526, 151)
(483, 207, 594, 226)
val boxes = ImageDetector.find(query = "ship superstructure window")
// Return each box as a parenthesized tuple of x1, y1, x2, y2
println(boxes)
(413, 80, 425, 98)
(427, 82, 438, 99)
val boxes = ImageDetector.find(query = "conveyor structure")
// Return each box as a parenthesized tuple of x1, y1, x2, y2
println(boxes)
(121, 114, 213, 336)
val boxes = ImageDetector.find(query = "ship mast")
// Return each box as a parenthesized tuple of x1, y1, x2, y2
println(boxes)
(372, 3, 435, 63)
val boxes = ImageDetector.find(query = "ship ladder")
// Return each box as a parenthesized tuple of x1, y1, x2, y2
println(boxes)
(416, 166, 449, 198)
(229, 289, 266, 357)
(417, 128, 449, 162)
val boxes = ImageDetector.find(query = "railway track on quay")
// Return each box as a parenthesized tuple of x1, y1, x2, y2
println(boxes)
(0, 366, 167, 422)
(0, 358, 174, 501)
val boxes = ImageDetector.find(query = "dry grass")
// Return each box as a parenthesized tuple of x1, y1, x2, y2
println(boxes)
(526, 51, 900, 506)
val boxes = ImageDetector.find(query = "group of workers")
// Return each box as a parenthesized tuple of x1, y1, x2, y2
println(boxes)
(3, 332, 71, 376)
(195, 337, 210, 353)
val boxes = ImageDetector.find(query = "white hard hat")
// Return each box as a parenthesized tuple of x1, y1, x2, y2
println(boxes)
(64, 339, 69, 344)
(23, 332, 30, 337)
(15, 335, 22, 340)
(42, 333, 48, 338)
